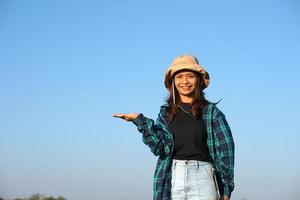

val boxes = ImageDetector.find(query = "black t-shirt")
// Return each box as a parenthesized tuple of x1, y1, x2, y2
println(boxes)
(170, 103, 212, 162)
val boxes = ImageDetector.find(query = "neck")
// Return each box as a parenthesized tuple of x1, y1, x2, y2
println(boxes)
(179, 95, 193, 103)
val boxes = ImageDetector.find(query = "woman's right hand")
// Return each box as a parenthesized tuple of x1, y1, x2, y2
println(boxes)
(112, 113, 139, 121)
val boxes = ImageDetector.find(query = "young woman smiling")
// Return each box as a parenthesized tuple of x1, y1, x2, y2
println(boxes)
(113, 55, 235, 200)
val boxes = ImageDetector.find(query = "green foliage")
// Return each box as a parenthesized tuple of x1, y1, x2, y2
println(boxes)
(42, 197, 56, 200)
(2, 194, 67, 200)
(56, 197, 66, 200)
(28, 193, 41, 200)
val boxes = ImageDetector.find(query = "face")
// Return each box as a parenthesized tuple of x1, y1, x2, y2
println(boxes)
(173, 70, 198, 99)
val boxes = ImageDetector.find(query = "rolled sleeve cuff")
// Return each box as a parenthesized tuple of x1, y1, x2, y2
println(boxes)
(223, 186, 232, 198)
(132, 113, 146, 128)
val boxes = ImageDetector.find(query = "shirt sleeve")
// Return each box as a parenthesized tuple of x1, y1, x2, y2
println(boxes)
(132, 113, 171, 157)
(212, 106, 235, 197)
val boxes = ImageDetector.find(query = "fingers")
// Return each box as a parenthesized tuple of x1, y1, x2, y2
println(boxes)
(112, 114, 124, 118)
(112, 113, 136, 121)
(112, 113, 129, 121)
(222, 196, 230, 200)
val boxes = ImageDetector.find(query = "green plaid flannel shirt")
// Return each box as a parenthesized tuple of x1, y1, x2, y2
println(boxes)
(132, 102, 235, 200)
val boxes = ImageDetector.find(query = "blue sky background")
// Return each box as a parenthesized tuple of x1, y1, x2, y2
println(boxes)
(0, 0, 299, 200)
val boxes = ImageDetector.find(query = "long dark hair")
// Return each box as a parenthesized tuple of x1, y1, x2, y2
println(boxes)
(165, 72, 209, 123)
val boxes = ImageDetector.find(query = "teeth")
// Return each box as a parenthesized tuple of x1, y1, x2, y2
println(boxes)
(181, 87, 191, 90)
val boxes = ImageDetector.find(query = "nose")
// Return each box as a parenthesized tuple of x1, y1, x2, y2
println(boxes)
(182, 76, 189, 84)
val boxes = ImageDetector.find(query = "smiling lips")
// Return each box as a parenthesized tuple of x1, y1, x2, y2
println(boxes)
(180, 86, 192, 91)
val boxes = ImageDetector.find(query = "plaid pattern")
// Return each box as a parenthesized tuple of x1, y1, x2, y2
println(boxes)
(132, 103, 234, 200)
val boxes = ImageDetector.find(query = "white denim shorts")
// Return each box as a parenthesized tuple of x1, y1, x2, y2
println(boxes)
(171, 159, 218, 200)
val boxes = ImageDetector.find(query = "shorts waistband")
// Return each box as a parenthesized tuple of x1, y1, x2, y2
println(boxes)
(172, 159, 212, 167)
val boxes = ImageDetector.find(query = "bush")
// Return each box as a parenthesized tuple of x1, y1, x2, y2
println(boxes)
(2, 194, 67, 200)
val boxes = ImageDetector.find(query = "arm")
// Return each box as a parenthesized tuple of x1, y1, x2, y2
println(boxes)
(132, 113, 171, 157)
(212, 106, 235, 198)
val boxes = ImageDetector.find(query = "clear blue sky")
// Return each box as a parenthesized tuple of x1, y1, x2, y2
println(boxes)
(0, 0, 299, 200)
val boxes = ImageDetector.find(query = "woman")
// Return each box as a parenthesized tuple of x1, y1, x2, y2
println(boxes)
(113, 54, 234, 200)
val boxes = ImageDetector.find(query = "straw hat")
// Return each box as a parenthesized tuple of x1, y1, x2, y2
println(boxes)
(164, 54, 210, 89)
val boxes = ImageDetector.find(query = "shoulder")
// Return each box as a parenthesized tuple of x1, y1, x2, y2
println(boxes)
(159, 102, 169, 112)
(153, 103, 169, 123)
(205, 102, 225, 119)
